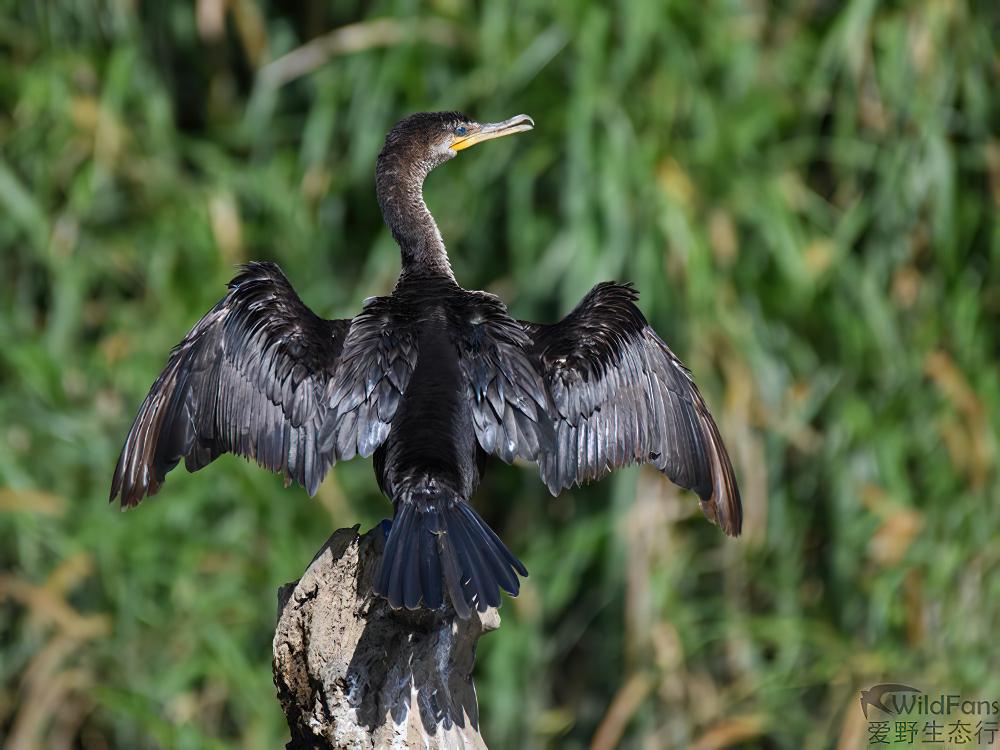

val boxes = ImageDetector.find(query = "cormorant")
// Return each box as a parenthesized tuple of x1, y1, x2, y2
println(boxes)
(110, 112, 741, 618)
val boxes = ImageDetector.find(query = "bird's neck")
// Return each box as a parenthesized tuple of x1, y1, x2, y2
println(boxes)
(376, 154, 454, 280)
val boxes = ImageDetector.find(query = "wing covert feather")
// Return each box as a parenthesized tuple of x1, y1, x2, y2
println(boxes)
(319, 296, 418, 461)
(454, 293, 553, 464)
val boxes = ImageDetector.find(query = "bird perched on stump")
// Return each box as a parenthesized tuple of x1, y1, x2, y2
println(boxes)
(110, 111, 742, 618)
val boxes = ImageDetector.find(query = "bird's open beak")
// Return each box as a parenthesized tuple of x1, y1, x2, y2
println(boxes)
(451, 114, 534, 152)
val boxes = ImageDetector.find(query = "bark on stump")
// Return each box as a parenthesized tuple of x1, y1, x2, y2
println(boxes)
(273, 525, 499, 749)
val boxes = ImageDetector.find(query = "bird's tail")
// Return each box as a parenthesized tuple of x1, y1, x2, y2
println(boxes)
(375, 487, 527, 618)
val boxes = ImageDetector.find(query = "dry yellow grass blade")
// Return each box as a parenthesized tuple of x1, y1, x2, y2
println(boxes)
(0, 488, 66, 516)
(260, 18, 463, 87)
(925, 350, 995, 488)
(690, 714, 768, 750)
(590, 671, 654, 750)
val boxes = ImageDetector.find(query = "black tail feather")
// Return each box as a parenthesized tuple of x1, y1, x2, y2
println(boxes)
(449, 511, 497, 609)
(375, 491, 525, 617)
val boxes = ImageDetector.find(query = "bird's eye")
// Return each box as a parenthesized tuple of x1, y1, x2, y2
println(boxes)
(455, 126, 468, 136)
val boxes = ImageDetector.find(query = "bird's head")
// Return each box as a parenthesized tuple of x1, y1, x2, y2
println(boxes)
(378, 111, 534, 175)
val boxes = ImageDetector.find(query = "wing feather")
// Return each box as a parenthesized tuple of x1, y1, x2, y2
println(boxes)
(110, 262, 350, 507)
(523, 282, 742, 536)
(453, 293, 553, 465)
(319, 296, 417, 461)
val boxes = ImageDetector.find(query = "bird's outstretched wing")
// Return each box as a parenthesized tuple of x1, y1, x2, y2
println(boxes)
(110, 262, 415, 507)
(521, 282, 742, 536)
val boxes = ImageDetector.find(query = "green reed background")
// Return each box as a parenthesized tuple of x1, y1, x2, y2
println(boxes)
(1, 1, 998, 748)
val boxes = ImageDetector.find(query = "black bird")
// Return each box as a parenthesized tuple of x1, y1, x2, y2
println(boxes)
(111, 112, 742, 618)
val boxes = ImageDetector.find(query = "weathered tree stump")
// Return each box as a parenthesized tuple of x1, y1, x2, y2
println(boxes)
(273, 525, 500, 749)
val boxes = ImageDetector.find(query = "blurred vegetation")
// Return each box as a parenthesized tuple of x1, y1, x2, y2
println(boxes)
(1, 1, 999, 748)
